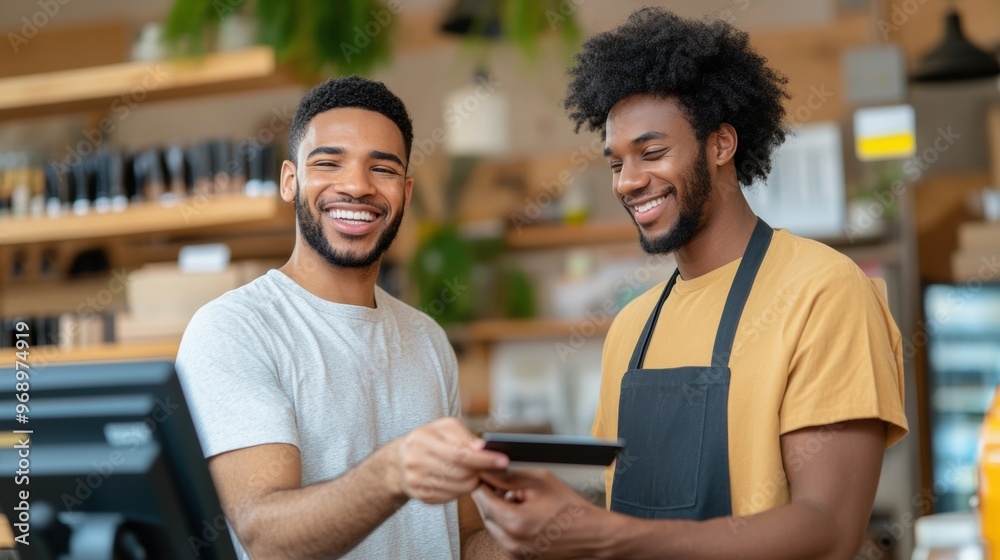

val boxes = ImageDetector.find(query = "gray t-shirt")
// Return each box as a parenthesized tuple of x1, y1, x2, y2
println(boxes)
(176, 269, 461, 559)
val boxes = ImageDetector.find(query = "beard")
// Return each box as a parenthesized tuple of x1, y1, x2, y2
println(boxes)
(294, 182, 405, 269)
(636, 148, 712, 255)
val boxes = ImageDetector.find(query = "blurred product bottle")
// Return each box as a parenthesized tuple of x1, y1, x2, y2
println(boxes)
(979, 390, 1000, 558)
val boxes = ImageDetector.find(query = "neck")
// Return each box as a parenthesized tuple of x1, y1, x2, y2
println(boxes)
(279, 238, 380, 308)
(673, 188, 758, 280)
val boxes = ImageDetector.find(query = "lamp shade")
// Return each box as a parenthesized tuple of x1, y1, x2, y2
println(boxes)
(444, 73, 509, 156)
(912, 10, 1000, 82)
(440, 0, 503, 38)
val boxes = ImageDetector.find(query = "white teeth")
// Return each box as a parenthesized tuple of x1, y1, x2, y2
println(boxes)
(328, 209, 376, 222)
(634, 196, 666, 213)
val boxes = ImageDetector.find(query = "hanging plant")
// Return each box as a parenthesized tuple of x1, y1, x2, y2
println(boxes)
(163, 0, 394, 81)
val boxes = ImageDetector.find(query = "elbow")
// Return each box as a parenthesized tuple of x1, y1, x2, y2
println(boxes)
(231, 505, 294, 560)
(821, 518, 871, 560)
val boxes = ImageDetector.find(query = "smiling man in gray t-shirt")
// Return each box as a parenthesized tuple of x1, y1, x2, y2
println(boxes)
(176, 77, 508, 559)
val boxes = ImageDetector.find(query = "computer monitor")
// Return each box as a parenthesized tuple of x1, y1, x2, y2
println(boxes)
(0, 360, 237, 559)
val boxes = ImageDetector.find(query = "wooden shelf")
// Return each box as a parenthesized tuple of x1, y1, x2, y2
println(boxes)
(508, 222, 903, 263)
(450, 318, 612, 344)
(0, 46, 297, 121)
(506, 222, 638, 250)
(32, 340, 179, 365)
(0, 194, 281, 245)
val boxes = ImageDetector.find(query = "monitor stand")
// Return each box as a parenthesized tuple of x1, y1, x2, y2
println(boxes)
(53, 513, 148, 560)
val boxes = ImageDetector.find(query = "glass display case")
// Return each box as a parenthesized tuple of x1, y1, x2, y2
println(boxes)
(924, 283, 1000, 512)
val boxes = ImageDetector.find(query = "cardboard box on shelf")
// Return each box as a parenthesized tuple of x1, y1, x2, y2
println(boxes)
(118, 260, 277, 343)
(115, 311, 193, 344)
(958, 221, 1000, 252)
(951, 250, 1000, 282)
(126, 260, 274, 319)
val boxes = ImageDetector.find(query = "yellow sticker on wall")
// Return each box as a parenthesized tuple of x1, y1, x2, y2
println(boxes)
(854, 105, 916, 161)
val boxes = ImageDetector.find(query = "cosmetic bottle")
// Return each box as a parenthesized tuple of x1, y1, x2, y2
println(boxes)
(260, 142, 277, 196)
(93, 152, 112, 213)
(245, 140, 264, 197)
(210, 139, 234, 193)
(10, 161, 31, 218)
(165, 143, 187, 201)
(28, 163, 45, 216)
(71, 159, 90, 215)
(229, 139, 247, 193)
(142, 149, 166, 202)
(44, 161, 65, 217)
(108, 150, 128, 211)
(126, 152, 143, 203)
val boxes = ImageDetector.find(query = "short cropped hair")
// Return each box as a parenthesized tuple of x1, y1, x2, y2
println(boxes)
(289, 75, 414, 167)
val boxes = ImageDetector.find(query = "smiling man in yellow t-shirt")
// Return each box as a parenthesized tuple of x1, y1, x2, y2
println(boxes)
(472, 8, 908, 559)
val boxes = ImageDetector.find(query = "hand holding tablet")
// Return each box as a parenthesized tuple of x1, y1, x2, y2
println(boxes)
(481, 433, 625, 466)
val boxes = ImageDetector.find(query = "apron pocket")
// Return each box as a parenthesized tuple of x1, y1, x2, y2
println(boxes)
(611, 366, 727, 516)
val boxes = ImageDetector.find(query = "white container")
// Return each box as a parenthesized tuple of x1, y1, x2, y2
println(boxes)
(912, 512, 983, 560)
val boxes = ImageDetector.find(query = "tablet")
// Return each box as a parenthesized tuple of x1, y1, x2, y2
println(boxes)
(482, 433, 625, 466)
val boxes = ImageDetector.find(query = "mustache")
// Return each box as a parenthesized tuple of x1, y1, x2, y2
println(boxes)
(621, 186, 676, 206)
(316, 196, 389, 214)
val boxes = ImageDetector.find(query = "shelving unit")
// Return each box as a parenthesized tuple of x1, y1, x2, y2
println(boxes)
(449, 318, 611, 344)
(0, 46, 296, 121)
(31, 341, 180, 365)
(0, 194, 282, 245)
(0, 46, 299, 364)
(506, 221, 637, 249)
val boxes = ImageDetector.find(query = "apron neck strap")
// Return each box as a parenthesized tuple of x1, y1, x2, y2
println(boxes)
(627, 217, 773, 371)
(710, 217, 773, 367)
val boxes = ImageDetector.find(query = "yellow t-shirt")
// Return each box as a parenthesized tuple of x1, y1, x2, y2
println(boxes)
(592, 229, 908, 515)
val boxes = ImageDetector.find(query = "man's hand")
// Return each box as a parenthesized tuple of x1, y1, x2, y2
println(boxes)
(392, 417, 511, 504)
(472, 469, 614, 560)
(470, 419, 886, 560)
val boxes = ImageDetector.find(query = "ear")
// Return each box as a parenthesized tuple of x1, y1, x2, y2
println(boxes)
(709, 123, 738, 167)
(402, 175, 414, 213)
(279, 159, 297, 203)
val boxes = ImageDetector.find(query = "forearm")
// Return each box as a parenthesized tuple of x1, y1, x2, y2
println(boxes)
(605, 502, 849, 560)
(239, 442, 407, 559)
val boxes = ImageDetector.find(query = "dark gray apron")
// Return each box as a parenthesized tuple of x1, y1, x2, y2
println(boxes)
(610, 218, 773, 520)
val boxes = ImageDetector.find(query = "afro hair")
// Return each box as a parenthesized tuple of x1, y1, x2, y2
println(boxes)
(564, 7, 790, 187)
(289, 75, 414, 167)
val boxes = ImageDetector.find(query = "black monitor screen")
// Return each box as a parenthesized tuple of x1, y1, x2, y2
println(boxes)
(0, 360, 236, 559)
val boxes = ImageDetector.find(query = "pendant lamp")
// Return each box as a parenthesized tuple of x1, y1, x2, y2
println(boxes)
(440, 0, 503, 38)
(912, 5, 1000, 82)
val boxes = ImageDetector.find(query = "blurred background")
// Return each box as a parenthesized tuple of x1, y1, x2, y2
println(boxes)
(1, 0, 999, 557)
